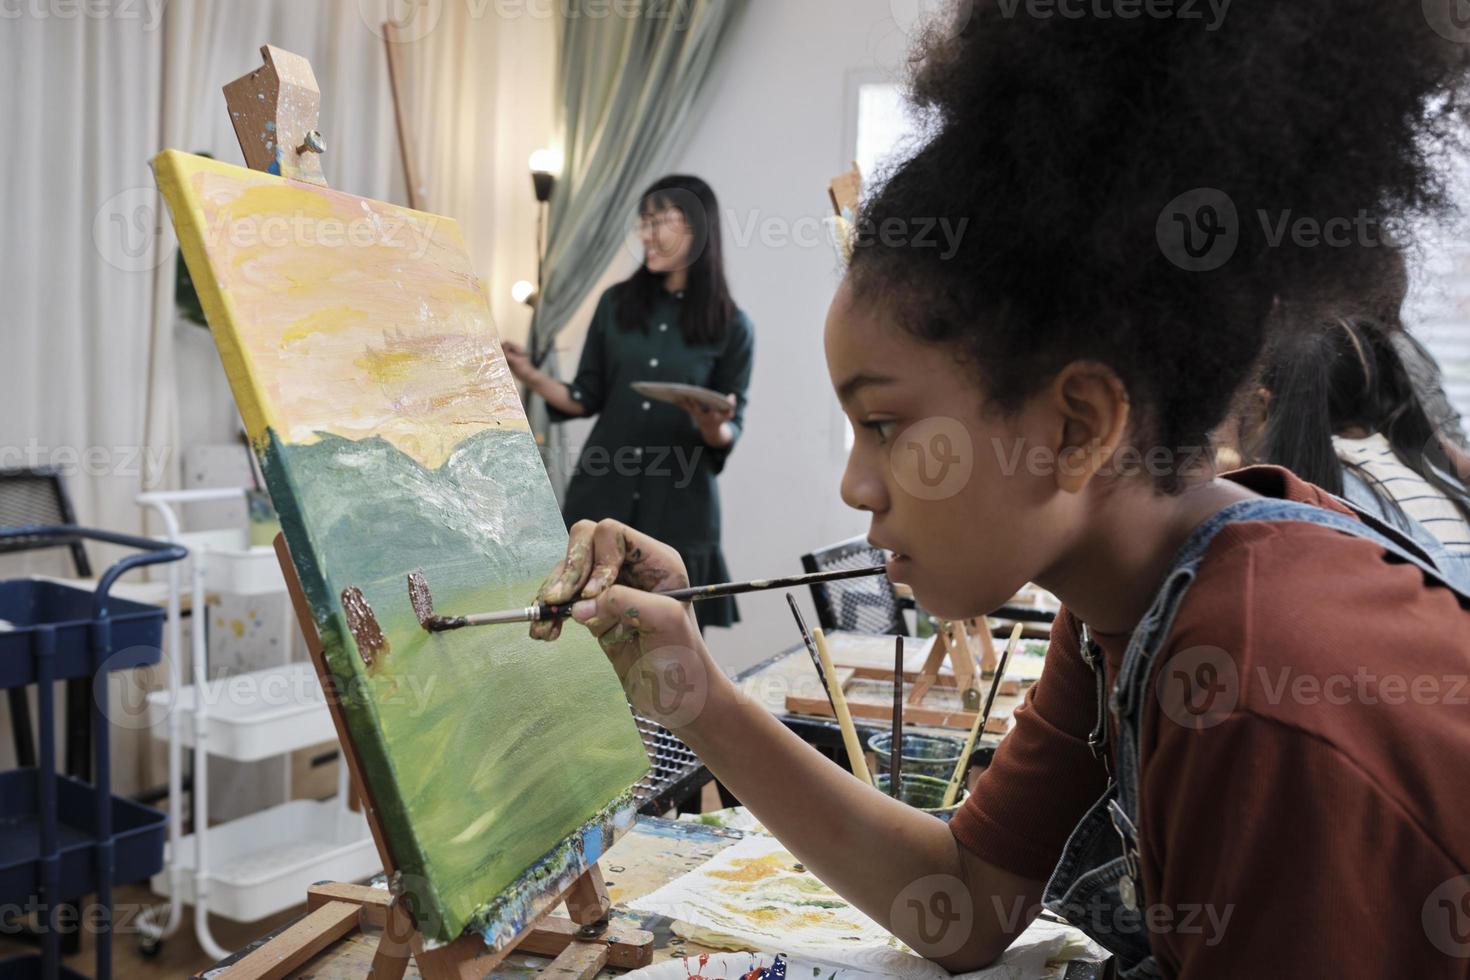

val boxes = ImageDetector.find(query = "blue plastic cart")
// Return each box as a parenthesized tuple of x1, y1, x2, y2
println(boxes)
(0, 526, 185, 980)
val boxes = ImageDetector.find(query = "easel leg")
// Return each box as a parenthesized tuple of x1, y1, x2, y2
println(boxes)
(563, 864, 611, 925)
(908, 629, 948, 706)
(369, 894, 414, 980)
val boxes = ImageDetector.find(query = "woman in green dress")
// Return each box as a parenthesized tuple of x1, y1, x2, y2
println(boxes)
(505, 175, 754, 630)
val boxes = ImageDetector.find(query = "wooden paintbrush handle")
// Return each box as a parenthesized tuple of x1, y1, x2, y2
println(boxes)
(813, 627, 873, 787)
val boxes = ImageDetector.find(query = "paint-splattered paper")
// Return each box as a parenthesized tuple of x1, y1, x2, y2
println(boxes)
(629, 836, 1082, 979)
(151, 151, 649, 945)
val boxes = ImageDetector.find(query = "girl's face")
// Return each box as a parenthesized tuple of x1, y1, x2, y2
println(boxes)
(640, 204, 695, 274)
(825, 280, 1089, 619)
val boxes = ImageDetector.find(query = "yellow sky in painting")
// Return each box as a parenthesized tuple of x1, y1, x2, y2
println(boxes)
(155, 151, 525, 470)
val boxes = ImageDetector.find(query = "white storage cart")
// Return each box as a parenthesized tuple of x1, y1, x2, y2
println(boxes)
(134, 488, 378, 960)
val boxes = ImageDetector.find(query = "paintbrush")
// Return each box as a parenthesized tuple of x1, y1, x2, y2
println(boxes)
(786, 593, 839, 718)
(812, 626, 873, 786)
(407, 564, 888, 633)
(890, 634, 903, 799)
(941, 623, 1022, 808)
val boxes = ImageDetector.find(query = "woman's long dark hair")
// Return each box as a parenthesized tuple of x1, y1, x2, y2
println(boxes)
(616, 175, 735, 346)
(1258, 316, 1470, 524)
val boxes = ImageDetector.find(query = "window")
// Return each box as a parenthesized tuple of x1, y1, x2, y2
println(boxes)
(841, 76, 928, 451)
(854, 80, 925, 186)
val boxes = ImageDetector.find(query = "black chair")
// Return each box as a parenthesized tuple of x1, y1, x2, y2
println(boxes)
(800, 535, 908, 635)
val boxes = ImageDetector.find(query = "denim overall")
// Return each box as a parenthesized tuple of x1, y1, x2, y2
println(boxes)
(1040, 498, 1470, 978)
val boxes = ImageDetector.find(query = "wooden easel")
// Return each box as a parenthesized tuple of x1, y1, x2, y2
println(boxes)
(783, 627, 1019, 732)
(208, 47, 652, 980)
(908, 619, 996, 710)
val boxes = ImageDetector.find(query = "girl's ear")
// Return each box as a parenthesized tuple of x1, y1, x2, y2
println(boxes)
(1048, 362, 1131, 494)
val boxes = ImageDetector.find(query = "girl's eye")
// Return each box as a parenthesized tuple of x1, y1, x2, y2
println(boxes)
(860, 419, 899, 444)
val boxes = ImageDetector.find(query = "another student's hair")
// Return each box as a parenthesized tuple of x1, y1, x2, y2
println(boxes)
(1258, 316, 1470, 523)
(848, 0, 1469, 491)
(617, 174, 736, 346)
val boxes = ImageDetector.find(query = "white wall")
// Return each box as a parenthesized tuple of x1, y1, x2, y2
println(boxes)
(549, 1, 923, 674)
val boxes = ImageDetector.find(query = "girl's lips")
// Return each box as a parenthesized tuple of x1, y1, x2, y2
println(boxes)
(885, 552, 912, 580)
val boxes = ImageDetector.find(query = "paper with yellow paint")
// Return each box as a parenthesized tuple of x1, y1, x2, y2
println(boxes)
(151, 150, 649, 947)
(628, 835, 1080, 979)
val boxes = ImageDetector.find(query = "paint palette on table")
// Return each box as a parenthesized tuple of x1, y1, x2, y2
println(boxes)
(151, 151, 650, 946)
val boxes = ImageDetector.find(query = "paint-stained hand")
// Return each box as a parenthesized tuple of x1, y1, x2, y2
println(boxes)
(530, 519, 689, 642)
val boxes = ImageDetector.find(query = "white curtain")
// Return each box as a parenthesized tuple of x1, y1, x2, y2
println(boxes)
(0, 0, 548, 791)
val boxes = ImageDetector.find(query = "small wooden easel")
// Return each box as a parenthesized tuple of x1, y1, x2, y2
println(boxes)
(206, 46, 652, 980)
(908, 618, 997, 710)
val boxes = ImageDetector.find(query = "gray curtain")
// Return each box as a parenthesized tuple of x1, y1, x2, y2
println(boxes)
(528, 0, 746, 497)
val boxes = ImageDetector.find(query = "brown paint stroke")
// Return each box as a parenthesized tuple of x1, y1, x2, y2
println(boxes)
(341, 586, 388, 665)
(407, 570, 435, 627)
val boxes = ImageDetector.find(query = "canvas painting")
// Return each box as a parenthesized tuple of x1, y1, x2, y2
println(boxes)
(152, 150, 650, 945)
